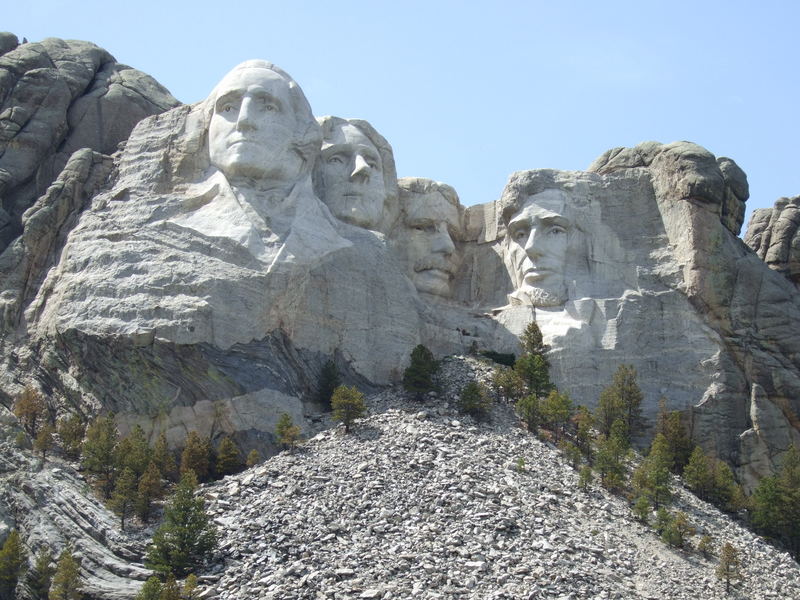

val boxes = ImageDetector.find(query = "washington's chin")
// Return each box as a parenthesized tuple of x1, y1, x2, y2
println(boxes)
(516, 282, 567, 307)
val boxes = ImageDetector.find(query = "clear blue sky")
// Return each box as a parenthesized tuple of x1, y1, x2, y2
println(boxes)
(8, 1, 799, 230)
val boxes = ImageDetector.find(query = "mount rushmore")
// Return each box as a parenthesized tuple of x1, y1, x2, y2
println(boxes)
(0, 34, 799, 491)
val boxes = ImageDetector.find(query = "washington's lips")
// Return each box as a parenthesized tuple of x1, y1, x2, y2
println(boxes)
(523, 267, 554, 281)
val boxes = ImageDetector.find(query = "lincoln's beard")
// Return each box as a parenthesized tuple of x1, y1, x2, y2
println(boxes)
(509, 284, 566, 307)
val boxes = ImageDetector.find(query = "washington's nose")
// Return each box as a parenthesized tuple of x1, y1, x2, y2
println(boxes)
(350, 154, 371, 182)
(236, 97, 257, 131)
(432, 225, 455, 255)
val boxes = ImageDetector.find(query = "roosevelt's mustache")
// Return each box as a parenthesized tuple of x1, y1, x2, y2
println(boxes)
(414, 257, 456, 275)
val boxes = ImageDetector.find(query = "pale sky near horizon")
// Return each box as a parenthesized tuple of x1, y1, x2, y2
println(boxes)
(7, 1, 799, 231)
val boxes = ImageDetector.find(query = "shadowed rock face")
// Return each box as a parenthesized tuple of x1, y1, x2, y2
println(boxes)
(744, 196, 800, 283)
(0, 34, 178, 252)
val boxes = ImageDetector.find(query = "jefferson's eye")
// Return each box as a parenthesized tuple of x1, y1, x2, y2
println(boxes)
(265, 103, 278, 112)
(222, 105, 234, 113)
(513, 228, 529, 242)
(413, 225, 435, 233)
(327, 155, 345, 164)
(549, 225, 566, 235)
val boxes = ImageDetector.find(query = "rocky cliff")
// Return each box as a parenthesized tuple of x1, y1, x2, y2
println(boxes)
(0, 35, 798, 540)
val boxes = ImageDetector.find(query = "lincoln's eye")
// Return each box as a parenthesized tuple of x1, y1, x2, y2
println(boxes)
(513, 228, 528, 242)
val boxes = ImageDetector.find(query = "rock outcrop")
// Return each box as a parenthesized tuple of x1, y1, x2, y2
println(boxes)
(744, 196, 800, 283)
(0, 33, 178, 254)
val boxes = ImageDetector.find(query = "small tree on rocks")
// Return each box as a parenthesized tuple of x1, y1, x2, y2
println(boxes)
(516, 394, 540, 433)
(30, 548, 56, 600)
(13, 385, 47, 438)
(402, 344, 438, 400)
(275, 413, 302, 451)
(180, 431, 211, 482)
(152, 432, 177, 482)
(246, 449, 261, 468)
(134, 576, 162, 600)
(458, 381, 492, 422)
(146, 471, 217, 578)
(57, 415, 85, 461)
(0, 530, 26, 600)
(49, 547, 81, 600)
(109, 467, 138, 531)
(716, 542, 742, 593)
(215, 436, 243, 476)
(34, 424, 56, 462)
(136, 461, 163, 523)
(492, 366, 525, 402)
(331, 386, 366, 433)
(82, 414, 120, 498)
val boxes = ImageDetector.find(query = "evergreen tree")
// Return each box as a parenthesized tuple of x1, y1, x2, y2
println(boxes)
(596, 364, 643, 440)
(34, 424, 56, 462)
(632, 496, 650, 523)
(558, 440, 582, 469)
(716, 542, 742, 593)
(661, 511, 695, 549)
(516, 394, 540, 433)
(13, 385, 47, 437)
(134, 576, 162, 600)
(82, 414, 120, 498)
(655, 399, 693, 473)
(180, 432, 211, 483)
(57, 415, 85, 461)
(182, 574, 199, 600)
(317, 359, 341, 408)
(0, 530, 26, 600)
(245, 449, 261, 468)
(594, 420, 627, 490)
(274, 414, 302, 452)
(752, 444, 800, 556)
(520, 321, 547, 356)
(683, 446, 713, 500)
(331, 386, 366, 433)
(697, 535, 714, 558)
(215, 436, 243, 475)
(30, 548, 56, 600)
(110, 467, 138, 531)
(402, 345, 438, 400)
(578, 465, 593, 491)
(632, 433, 672, 509)
(540, 389, 573, 441)
(49, 547, 81, 600)
(136, 462, 163, 523)
(117, 425, 151, 479)
(152, 433, 177, 482)
(146, 471, 217, 577)
(159, 575, 180, 600)
(573, 406, 594, 462)
(492, 367, 525, 402)
(513, 354, 551, 398)
(458, 382, 492, 422)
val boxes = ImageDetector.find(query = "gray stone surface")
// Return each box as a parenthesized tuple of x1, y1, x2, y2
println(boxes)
(744, 195, 800, 283)
(0, 36, 178, 253)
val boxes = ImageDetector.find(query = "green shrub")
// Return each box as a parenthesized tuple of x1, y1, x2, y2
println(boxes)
(458, 382, 492, 421)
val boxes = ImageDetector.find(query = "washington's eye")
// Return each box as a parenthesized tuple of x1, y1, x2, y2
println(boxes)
(327, 155, 345, 164)
(549, 225, 566, 235)
(413, 224, 435, 233)
(265, 103, 278, 112)
(222, 105, 234, 113)
(513, 228, 529, 242)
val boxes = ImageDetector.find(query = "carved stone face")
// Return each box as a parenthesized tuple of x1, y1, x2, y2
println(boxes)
(208, 67, 301, 184)
(400, 191, 461, 298)
(506, 189, 571, 307)
(319, 124, 386, 229)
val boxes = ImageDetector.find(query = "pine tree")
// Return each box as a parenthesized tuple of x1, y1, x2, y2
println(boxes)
(82, 414, 120, 498)
(34, 424, 56, 462)
(632, 496, 650, 523)
(30, 548, 56, 600)
(632, 433, 672, 509)
(245, 449, 261, 468)
(596, 364, 643, 440)
(573, 406, 594, 462)
(578, 465, 593, 491)
(331, 386, 366, 433)
(317, 359, 341, 408)
(683, 446, 712, 500)
(109, 467, 138, 530)
(146, 471, 217, 577)
(117, 425, 152, 479)
(49, 547, 81, 600)
(136, 462, 163, 523)
(402, 345, 438, 400)
(13, 385, 48, 438)
(513, 353, 551, 398)
(180, 431, 211, 482)
(160, 575, 180, 600)
(152, 433, 177, 482)
(697, 535, 714, 558)
(134, 576, 162, 600)
(0, 530, 26, 600)
(215, 436, 243, 475)
(661, 511, 695, 549)
(540, 389, 573, 441)
(752, 444, 800, 556)
(520, 321, 547, 356)
(716, 542, 742, 593)
(492, 367, 525, 402)
(594, 420, 627, 490)
(182, 574, 199, 599)
(655, 399, 693, 473)
(57, 415, 85, 461)
(274, 414, 302, 451)
(458, 382, 492, 422)
(516, 394, 540, 433)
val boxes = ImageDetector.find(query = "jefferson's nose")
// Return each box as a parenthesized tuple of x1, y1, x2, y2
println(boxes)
(350, 154, 370, 182)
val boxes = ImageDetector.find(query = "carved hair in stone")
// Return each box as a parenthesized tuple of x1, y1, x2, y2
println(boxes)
(393, 177, 463, 299)
(313, 116, 399, 232)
